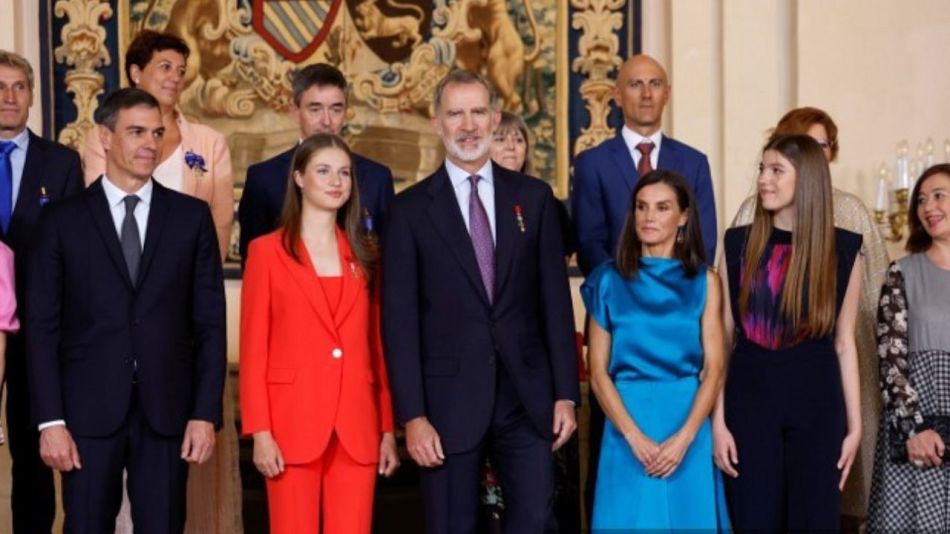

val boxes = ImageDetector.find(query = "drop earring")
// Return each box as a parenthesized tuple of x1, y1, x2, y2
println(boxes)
(676, 224, 685, 244)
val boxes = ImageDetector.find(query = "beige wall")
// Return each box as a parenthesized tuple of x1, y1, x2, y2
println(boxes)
(650, 0, 950, 262)
(1, 0, 43, 133)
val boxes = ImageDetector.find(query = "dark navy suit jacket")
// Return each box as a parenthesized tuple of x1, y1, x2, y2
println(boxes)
(1, 131, 83, 377)
(572, 133, 718, 275)
(238, 145, 395, 265)
(27, 179, 227, 437)
(382, 162, 580, 454)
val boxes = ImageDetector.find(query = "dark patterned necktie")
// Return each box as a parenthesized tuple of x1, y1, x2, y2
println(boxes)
(468, 175, 494, 303)
(636, 141, 654, 177)
(121, 195, 142, 284)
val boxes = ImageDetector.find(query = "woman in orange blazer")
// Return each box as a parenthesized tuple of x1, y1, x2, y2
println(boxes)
(240, 133, 399, 533)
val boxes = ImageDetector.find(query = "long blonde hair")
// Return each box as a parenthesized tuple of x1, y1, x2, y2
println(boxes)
(739, 134, 837, 337)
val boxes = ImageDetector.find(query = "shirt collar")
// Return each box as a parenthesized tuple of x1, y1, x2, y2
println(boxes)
(445, 158, 494, 189)
(1, 128, 30, 152)
(621, 126, 663, 154)
(101, 175, 154, 209)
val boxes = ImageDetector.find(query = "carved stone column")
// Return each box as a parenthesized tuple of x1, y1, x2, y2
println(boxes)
(54, 0, 113, 151)
(570, 0, 624, 155)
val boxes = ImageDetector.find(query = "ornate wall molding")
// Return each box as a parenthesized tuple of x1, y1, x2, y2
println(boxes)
(54, 0, 113, 151)
(570, 0, 624, 155)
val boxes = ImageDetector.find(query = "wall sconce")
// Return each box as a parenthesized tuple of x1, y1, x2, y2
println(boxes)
(873, 138, 947, 242)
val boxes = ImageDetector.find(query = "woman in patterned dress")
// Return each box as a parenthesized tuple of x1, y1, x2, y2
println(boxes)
(731, 108, 889, 516)
(868, 164, 950, 530)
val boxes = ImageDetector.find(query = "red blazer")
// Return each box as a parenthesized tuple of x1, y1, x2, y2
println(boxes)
(239, 230, 394, 465)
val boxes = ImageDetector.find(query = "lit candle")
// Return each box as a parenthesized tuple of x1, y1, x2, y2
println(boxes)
(926, 138, 936, 168)
(945, 138, 950, 163)
(896, 141, 910, 190)
(875, 176, 889, 211)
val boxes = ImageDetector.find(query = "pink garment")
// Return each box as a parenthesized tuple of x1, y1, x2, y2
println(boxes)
(0, 241, 19, 333)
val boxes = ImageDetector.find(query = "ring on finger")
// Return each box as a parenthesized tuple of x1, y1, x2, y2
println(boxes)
(912, 459, 925, 468)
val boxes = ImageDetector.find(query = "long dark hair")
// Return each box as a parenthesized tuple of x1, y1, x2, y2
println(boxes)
(615, 170, 706, 279)
(279, 134, 378, 283)
(739, 134, 837, 337)
(907, 163, 950, 253)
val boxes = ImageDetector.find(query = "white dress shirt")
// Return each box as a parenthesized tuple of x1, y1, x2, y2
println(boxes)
(621, 126, 663, 171)
(446, 158, 496, 244)
(38, 175, 153, 432)
(152, 144, 183, 193)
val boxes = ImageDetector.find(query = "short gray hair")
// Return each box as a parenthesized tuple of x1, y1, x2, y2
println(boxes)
(432, 69, 497, 113)
(0, 50, 34, 89)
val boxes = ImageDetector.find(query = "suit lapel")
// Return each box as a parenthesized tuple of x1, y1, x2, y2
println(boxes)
(426, 167, 491, 307)
(657, 134, 677, 171)
(333, 227, 363, 327)
(85, 178, 134, 288)
(136, 181, 170, 287)
(608, 135, 638, 193)
(177, 116, 198, 197)
(9, 131, 44, 234)
(276, 238, 338, 338)
(492, 164, 519, 301)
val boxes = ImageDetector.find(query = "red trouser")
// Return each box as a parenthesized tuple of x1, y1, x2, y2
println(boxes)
(266, 433, 378, 533)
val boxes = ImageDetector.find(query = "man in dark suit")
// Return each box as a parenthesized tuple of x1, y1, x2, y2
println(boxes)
(238, 63, 394, 265)
(0, 50, 83, 533)
(571, 54, 719, 527)
(572, 54, 718, 270)
(27, 88, 226, 532)
(383, 70, 579, 534)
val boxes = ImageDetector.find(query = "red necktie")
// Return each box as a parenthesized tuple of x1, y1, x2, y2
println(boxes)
(636, 141, 654, 177)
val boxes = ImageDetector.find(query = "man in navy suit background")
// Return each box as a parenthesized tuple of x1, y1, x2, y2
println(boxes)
(571, 54, 718, 529)
(382, 70, 579, 534)
(572, 54, 718, 270)
(238, 63, 394, 265)
(0, 50, 83, 533)
(27, 88, 226, 532)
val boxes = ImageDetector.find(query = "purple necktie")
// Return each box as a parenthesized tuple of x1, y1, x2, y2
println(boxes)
(468, 175, 494, 303)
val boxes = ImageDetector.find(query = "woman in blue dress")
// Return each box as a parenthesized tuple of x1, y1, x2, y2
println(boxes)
(582, 170, 730, 530)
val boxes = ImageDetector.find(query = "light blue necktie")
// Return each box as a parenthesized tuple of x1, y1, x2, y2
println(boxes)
(0, 141, 16, 233)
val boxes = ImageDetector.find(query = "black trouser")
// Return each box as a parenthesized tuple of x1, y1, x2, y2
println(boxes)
(723, 341, 847, 530)
(421, 366, 554, 534)
(62, 388, 188, 534)
(6, 343, 56, 534)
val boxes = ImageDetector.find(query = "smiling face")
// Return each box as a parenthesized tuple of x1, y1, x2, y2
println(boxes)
(0, 64, 32, 139)
(634, 182, 687, 251)
(917, 172, 950, 241)
(489, 127, 527, 172)
(758, 149, 797, 215)
(433, 81, 499, 170)
(294, 145, 352, 214)
(130, 49, 186, 110)
(99, 104, 165, 185)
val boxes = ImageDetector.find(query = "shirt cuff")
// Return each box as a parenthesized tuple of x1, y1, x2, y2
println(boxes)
(38, 420, 66, 431)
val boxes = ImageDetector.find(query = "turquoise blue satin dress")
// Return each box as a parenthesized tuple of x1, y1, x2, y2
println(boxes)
(581, 258, 730, 531)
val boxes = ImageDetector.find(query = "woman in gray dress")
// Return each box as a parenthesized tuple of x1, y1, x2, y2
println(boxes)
(868, 164, 950, 530)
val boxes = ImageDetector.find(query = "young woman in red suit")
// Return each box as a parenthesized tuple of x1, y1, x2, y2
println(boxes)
(240, 133, 399, 533)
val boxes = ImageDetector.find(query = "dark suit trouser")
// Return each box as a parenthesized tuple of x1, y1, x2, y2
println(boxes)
(6, 345, 56, 534)
(584, 392, 605, 532)
(62, 388, 188, 534)
(421, 366, 554, 534)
